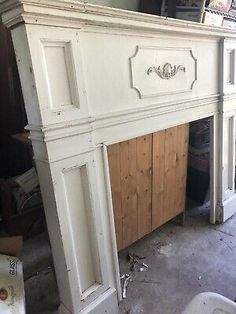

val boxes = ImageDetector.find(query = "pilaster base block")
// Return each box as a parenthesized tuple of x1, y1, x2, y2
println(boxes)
(59, 303, 73, 314)
(221, 195, 236, 223)
(58, 288, 118, 314)
(217, 194, 236, 223)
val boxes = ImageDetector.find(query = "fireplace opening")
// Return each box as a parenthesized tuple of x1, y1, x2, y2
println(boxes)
(186, 117, 211, 217)
(107, 117, 212, 253)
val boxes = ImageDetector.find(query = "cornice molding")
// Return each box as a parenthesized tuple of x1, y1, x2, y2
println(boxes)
(1, 0, 236, 38)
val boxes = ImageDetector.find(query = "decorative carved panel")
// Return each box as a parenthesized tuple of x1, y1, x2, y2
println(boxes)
(130, 46, 197, 98)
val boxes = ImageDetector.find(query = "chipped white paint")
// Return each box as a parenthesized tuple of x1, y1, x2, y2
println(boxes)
(1, 1, 236, 313)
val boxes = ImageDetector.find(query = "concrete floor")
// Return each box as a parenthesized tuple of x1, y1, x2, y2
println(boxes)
(23, 204, 236, 314)
(20, 233, 59, 314)
(118, 205, 236, 313)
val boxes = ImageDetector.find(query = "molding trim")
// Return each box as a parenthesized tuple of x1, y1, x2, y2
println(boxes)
(222, 92, 236, 101)
(1, 0, 236, 38)
(26, 94, 220, 143)
(92, 95, 218, 130)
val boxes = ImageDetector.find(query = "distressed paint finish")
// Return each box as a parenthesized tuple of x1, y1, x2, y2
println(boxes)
(1, 1, 236, 313)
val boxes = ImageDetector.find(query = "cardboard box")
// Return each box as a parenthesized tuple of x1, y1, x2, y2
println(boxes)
(0, 237, 25, 313)
(0, 254, 25, 313)
(0, 236, 23, 256)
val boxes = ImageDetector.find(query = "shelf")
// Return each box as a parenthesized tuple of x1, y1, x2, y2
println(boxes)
(205, 7, 236, 21)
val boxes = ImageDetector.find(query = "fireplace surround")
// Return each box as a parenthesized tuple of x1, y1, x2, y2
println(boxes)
(1, 1, 236, 313)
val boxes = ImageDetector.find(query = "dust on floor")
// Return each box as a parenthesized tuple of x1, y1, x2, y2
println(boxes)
(118, 205, 236, 314)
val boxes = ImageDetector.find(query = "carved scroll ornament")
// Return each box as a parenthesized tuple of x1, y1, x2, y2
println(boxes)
(147, 62, 186, 80)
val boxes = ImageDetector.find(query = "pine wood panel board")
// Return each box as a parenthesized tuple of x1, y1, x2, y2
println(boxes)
(152, 130, 166, 230)
(136, 134, 152, 239)
(152, 124, 188, 230)
(162, 127, 178, 225)
(174, 124, 189, 216)
(167, 126, 178, 221)
(120, 139, 138, 249)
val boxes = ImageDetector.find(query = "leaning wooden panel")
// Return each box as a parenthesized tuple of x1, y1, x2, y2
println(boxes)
(136, 134, 152, 239)
(120, 139, 138, 249)
(165, 126, 178, 222)
(152, 130, 166, 230)
(159, 127, 178, 225)
(175, 124, 189, 216)
(152, 124, 189, 230)
(108, 135, 153, 250)
(107, 144, 123, 251)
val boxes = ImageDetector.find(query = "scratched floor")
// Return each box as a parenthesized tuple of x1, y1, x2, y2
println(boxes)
(23, 204, 236, 314)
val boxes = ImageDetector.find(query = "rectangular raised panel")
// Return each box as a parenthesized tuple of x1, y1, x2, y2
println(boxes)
(223, 41, 236, 94)
(62, 165, 101, 297)
(223, 115, 235, 199)
(130, 46, 197, 98)
(225, 49, 235, 85)
(42, 41, 79, 111)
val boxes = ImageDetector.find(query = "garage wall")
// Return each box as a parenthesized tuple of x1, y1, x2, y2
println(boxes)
(85, 0, 139, 11)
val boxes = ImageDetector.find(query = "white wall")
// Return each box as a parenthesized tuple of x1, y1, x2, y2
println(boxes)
(85, 0, 139, 11)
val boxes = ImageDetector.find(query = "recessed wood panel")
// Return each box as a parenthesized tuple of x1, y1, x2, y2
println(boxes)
(225, 50, 235, 85)
(62, 165, 101, 296)
(223, 115, 235, 198)
(43, 41, 79, 111)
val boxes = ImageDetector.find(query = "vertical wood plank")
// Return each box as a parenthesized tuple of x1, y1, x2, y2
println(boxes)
(136, 134, 152, 239)
(174, 125, 183, 216)
(168, 126, 178, 220)
(152, 130, 165, 230)
(107, 144, 123, 250)
(162, 127, 177, 224)
(175, 124, 189, 216)
(120, 139, 138, 249)
(152, 124, 188, 230)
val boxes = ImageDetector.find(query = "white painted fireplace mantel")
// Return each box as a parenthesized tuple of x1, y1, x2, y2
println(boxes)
(1, 1, 236, 313)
